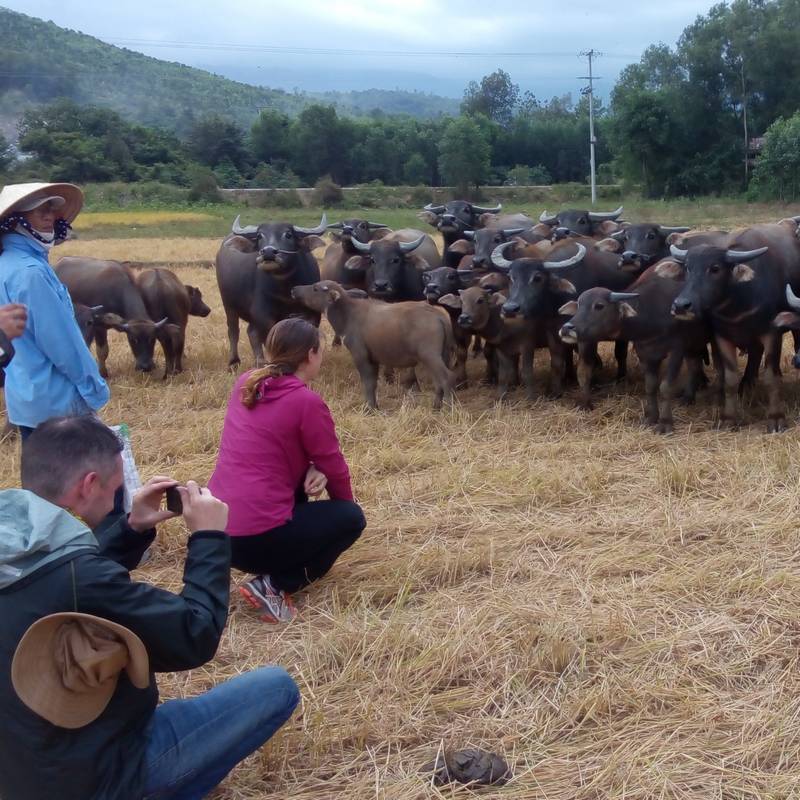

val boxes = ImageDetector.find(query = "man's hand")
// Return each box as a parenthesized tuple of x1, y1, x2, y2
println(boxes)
(128, 475, 180, 533)
(178, 481, 229, 533)
(0, 304, 27, 340)
(304, 464, 327, 497)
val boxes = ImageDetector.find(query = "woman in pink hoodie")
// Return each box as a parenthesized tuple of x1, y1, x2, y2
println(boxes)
(209, 318, 365, 623)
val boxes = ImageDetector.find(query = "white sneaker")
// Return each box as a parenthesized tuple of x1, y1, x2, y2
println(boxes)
(239, 575, 297, 623)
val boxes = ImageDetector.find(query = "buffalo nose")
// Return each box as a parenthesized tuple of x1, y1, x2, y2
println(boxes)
(458, 314, 472, 327)
(621, 250, 637, 263)
(559, 323, 577, 342)
(260, 246, 278, 260)
(373, 281, 390, 292)
(553, 227, 570, 240)
(672, 298, 692, 315)
(472, 255, 487, 267)
(136, 362, 155, 373)
(502, 300, 520, 316)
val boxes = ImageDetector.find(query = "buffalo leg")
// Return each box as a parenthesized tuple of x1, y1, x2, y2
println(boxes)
(357, 360, 380, 410)
(471, 335, 483, 357)
(247, 322, 267, 367)
(174, 328, 186, 374)
(225, 308, 241, 368)
(424, 355, 453, 410)
(94, 326, 110, 379)
(158, 331, 176, 378)
(614, 340, 629, 382)
(496, 350, 516, 400)
(453, 331, 469, 388)
(656, 348, 684, 434)
(643, 360, 660, 425)
(545, 328, 566, 398)
(761, 331, 786, 433)
(482, 343, 498, 385)
(717, 336, 741, 428)
(576, 342, 596, 410)
(683, 354, 705, 405)
(739, 340, 763, 395)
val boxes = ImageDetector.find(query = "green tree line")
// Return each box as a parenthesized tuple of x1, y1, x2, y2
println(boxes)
(3, 0, 800, 200)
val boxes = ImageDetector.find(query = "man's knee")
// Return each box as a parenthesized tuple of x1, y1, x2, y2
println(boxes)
(252, 665, 301, 718)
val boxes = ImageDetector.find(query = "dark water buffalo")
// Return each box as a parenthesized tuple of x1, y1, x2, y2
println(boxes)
(604, 223, 691, 272)
(216, 215, 326, 367)
(291, 280, 455, 410)
(447, 225, 541, 272)
(559, 259, 709, 432)
(321, 218, 391, 289)
(137, 268, 211, 377)
(56, 257, 171, 376)
(538, 206, 624, 240)
(73, 303, 106, 347)
(419, 201, 505, 266)
(422, 266, 475, 386)
(670, 219, 800, 431)
(345, 229, 441, 301)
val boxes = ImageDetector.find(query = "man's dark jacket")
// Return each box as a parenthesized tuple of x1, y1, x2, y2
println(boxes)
(0, 489, 231, 800)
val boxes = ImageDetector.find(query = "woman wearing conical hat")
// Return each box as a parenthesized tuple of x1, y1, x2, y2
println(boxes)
(0, 182, 109, 436)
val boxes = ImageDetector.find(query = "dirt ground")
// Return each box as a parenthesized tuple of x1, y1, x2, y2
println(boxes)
(4, 239, 800, 799)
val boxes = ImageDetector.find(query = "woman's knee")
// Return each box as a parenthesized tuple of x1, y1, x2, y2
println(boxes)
(340, 501, 366, 537)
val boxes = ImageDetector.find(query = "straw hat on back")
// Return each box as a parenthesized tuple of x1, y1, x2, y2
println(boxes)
(0, 182, 83, 225)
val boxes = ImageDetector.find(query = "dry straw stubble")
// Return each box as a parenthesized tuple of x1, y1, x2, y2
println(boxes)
(3, 238, 800, 798)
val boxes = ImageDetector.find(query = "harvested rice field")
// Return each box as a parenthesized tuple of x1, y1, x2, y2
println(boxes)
(4, 218, 800, 798)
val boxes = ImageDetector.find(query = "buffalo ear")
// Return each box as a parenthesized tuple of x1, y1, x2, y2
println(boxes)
(654, 259, 684, 280)
(489, 292, 506, 307)
(346, 288, 368, 299)
(370, 227, 391, 240)
(329, 288, 342, 302)
(410, 255, 432, 272)
(418, 210, 439, 226)
(448, 239, 473, 255)
(595, 237, 621, 253)
(301, 235, 326, 252)
(457, 254, 474, 270)
(344, 255, 366, 271)
(619, 302, 638, 318)
(558, 300, 578, 316)
(227, 235, 258, 253)
(732, 263, 755, 283)
(774, 311, 800, 329)
(551, 277, 577, 295)
(437, 293, 462, 310)
(666, 232, 687, 247)
(477, 212, 501, 227)
(595, 220, 623, 236)
(98, 313, 127, 331)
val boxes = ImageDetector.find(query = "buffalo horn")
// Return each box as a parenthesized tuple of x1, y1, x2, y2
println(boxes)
(539, 210, 559, 225)
(326, 222, 345, 230)
(669, 244, 689, 263)
(724, 246, 768, 264)
(294, 214, 328, 236)
(351, 238, 372, 253)
(502, 227, 527, 237)
(399, 235, 426, 253)
(658, 225, 691, 234)
(543, 243, 587, 270)
(609, 229, 627, 240)
(232, 215, 259, 237)
(587, 205, 624, 222)
(423, 203, 445, 213)
(153, 317, 169, 329)
(463, 230, 475, 240)
(786, 284, 800, 310)
(89, 305, 104, 313)
(366, 221, 389, 229)
(491, 241, 515, 271)
(608, 291, 640, 302)
(471, 203, 502, 214)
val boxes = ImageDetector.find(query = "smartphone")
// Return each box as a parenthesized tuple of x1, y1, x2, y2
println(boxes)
(165, 485, 183, 515)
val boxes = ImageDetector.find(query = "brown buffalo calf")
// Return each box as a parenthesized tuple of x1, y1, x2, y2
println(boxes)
(136, 268, 211, 377)
(291, 281, 455, 410)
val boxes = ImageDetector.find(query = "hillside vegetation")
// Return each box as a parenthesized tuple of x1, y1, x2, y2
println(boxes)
(0, 7, 457, 138)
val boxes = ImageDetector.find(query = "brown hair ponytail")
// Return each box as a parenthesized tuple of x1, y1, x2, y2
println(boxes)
(241, 317, 321, 408)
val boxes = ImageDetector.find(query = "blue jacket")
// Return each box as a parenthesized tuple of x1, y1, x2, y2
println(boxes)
(0, 233, 109, 427)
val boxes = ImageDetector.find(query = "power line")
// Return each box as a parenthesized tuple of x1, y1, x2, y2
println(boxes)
(579, 49, 602, 206)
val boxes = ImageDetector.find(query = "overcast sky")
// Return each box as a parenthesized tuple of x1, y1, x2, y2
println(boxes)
(4, 0, 719, 99)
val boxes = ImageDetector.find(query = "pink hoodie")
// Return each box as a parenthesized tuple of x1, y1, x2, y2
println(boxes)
(209, 373, 353, 536)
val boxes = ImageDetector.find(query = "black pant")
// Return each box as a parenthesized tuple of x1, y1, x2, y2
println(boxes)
(230, 499, 366, 594)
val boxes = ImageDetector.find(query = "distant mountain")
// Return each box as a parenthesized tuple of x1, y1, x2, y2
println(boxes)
(0, 7, 459, 140)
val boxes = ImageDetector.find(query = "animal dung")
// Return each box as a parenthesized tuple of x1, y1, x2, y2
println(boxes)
(421, 747, 511, 786)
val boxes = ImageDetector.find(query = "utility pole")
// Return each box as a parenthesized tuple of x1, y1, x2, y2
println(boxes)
(579, 50, 600, 205)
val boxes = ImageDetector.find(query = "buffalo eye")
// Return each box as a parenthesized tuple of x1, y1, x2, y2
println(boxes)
(532, 274, 543, 283)
(476, 297, 485, 305)
(593, 302, 605, 311)
(646, 232, 656, 240)
(579, 217, 587, 225)
(709, 264, 721, 274)
(370, 257, 376, 264)
(284, 230, 294, 239)
(392, 257, 400, 264)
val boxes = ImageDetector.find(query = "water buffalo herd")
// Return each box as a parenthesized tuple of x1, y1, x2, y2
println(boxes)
(43, 200, 800, 433)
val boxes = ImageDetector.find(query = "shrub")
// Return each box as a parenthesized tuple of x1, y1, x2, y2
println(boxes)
(187, 170, 222, 203)
(312, 175, 343, 207)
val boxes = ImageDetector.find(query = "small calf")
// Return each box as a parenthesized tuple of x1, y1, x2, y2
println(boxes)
(291, 280, 455, 410)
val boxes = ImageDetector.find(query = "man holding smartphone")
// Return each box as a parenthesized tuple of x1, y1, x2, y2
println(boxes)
(0, 414, 300, 800)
